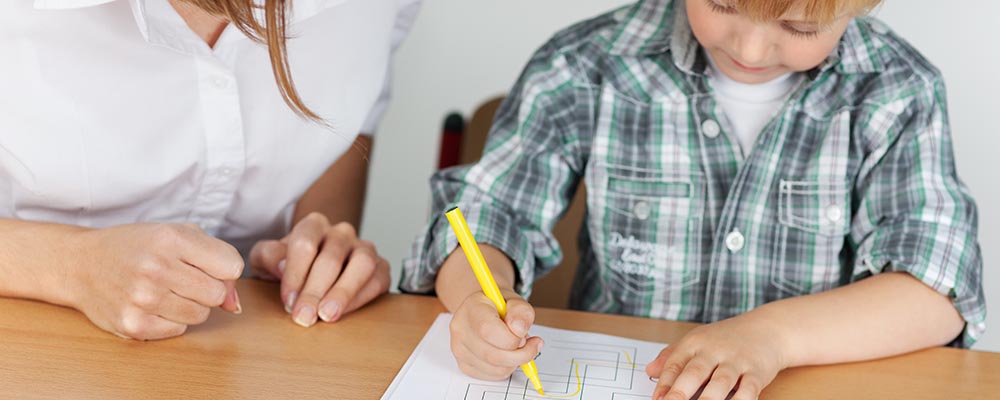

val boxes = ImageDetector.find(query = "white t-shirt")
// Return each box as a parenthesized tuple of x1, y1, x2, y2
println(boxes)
(0, 0, 420, 255)
(705, 53, 802, 153)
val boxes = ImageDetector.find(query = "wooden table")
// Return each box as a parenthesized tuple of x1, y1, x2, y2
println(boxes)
(1, 279, 997, 399)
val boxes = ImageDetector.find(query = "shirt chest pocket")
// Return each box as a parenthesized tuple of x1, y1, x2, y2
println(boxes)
(589, 162, 706, 291)
(770, 179, 851, 295)
(0, 125, 91, 219)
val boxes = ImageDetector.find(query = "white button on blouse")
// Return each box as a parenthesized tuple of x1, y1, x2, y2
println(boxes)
(0, 0, 420, 255)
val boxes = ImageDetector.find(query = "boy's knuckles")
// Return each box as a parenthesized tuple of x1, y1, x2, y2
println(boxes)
(661, 361, 686, 378)
(476, 320, 498, 340)
(512, 303, 535, 321)
(483, 351, 505, 366)
(457, 362, 478, 378)
(664, 390, 691, 400)
(737, 376, 761, 395)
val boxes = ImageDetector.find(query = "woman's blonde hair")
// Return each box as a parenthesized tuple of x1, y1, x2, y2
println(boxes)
(727, 0, 883, 25)
(183, 0, 321, 122)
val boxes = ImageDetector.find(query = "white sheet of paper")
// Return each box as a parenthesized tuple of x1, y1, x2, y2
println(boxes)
(382, 313, 668, 400)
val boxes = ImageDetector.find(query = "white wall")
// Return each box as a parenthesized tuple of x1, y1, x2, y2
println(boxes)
(361, 0, 1000, 351)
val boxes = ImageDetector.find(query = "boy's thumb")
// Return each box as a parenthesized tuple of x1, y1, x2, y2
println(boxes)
(505, 300, 535, 337)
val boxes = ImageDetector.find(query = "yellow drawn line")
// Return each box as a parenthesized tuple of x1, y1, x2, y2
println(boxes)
(534, 351, 638, 399)
(536, 361, 581, 399)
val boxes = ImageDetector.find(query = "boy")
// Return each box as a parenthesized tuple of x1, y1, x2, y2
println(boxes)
(402, 0, 985, 399)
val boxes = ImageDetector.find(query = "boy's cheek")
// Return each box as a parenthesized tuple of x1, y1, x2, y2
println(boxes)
(686, 2, 728, 48)
(779, 38, 841, 72)
(779, 18, 853, 72)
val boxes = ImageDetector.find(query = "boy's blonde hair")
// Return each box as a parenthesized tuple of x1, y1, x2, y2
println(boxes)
(727, 0, 883, 25)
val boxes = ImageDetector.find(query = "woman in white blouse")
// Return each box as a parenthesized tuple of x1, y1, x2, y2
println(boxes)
(0, 0, 419, 339)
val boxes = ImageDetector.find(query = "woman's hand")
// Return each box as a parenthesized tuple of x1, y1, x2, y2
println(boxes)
(248, 212, 390, 327)
(67, 223, 243, 340)
(645, 311, 791, 400)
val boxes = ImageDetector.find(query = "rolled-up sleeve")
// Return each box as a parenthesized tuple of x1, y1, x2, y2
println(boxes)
(850, 77, 985, 347)
(400, 45, 588, 298)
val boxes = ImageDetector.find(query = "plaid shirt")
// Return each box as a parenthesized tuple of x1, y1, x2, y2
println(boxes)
(401, 0, 985, 346)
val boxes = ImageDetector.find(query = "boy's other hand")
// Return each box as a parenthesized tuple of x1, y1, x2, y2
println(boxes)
(450, 291, 544, 380)
(645, 312, 791, 400)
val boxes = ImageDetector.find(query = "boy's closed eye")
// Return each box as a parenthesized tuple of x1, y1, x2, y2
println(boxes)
(704, 0, 822, 39)
(780, 21, 821, 38)
(688, 0, 859, 84)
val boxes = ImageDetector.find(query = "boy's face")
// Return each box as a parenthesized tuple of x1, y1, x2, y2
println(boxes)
(686, 0, 853, 84)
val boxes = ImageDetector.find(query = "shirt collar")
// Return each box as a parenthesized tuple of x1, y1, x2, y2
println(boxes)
(608, 0, 883, 76)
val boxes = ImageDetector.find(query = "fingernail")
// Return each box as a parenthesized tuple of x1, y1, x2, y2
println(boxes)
(233, 290, 243, 314)
(537, 340, 544, 354)
(293, 305, 317, 328)
(277, 259, 286, 274)
(284, 291, 297, 314)
(511, 321, 527, 335)
(318, 301, 341, 322)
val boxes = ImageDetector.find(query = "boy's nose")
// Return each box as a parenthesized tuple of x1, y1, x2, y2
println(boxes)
(733, 26, 770, 66)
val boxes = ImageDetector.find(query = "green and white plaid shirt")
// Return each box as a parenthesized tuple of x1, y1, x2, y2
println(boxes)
(401, 0, 985, 346)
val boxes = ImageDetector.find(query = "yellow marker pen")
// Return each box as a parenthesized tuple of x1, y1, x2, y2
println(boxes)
(445, 207, 545, 396)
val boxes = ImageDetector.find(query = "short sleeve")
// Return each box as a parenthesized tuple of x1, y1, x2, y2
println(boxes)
(359, 0, 421, 135)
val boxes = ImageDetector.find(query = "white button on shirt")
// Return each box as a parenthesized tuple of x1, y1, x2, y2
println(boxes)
(701, 119, 721, 139)
(0, 0, 420, 255)
(725, 229, 745, 252)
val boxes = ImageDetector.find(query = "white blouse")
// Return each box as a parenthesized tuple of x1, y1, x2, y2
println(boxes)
(0, 0, 420, 255)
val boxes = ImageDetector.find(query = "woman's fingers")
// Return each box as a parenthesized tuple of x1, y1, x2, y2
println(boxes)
(342, 258, 391, 314)
(291, 229, 352, 327)
(115, 307, 189, 341)
(266, 215, 390, 328)
(165, 260, 228, 308)
(317, 241, 378, 322)
(248, 239, 287, 281)
(153, 292, 213, 326)
(280, 213, 328, 313)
